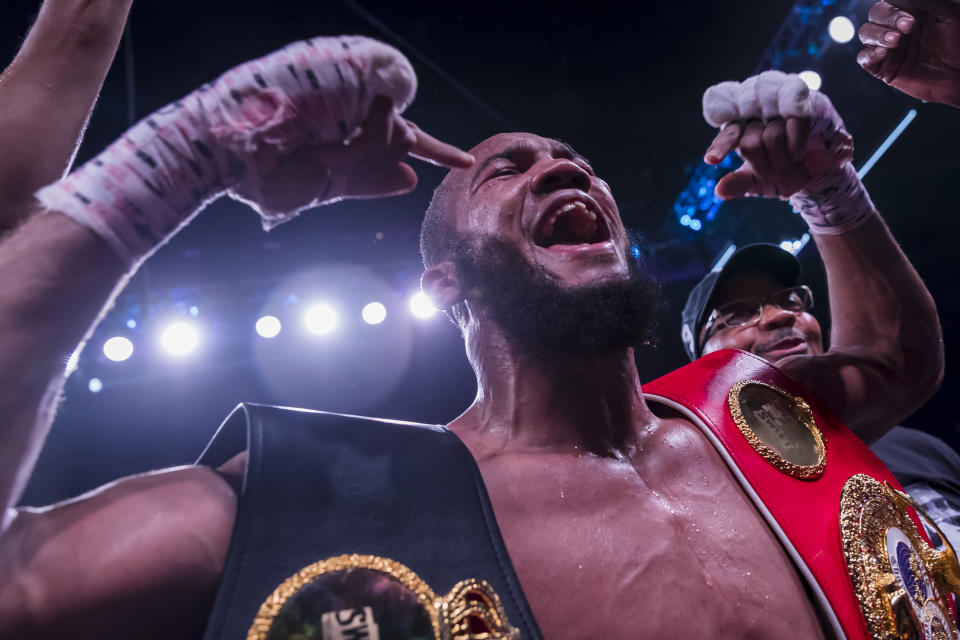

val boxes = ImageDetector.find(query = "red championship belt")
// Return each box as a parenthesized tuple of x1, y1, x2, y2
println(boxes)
(644, 349, 960, 640)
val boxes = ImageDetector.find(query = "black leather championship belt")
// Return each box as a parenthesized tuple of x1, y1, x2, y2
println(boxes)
(196, 404, 543, 640)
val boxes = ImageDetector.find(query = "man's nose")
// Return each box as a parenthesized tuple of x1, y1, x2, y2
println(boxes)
(531, 159, 592, 194)
(757, 303, 796, 329)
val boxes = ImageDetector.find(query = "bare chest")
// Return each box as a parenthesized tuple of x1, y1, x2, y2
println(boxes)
(473, 424, 826, 640)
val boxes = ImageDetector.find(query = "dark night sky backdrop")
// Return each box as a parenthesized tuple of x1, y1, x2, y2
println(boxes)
(3, 0, 958, 505)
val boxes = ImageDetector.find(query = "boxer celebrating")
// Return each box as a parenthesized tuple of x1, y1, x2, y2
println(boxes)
(0, 29, 946, 640)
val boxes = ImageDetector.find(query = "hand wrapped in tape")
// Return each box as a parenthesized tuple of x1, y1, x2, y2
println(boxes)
(702, 70, 853, 200)
(204, 37, 468, 225)
(36, 35, 473, 267)
(701, 71, 875, 234)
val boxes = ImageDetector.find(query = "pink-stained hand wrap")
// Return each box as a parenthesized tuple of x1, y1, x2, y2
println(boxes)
(702, 70, 876, 235)
(35, 35, 417, 267)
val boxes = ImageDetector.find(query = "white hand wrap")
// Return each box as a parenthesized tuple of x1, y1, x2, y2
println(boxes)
(703, 70, 876, 235)
(35, 35, 417, 267)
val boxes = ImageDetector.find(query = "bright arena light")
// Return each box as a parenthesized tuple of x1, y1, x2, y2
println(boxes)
(88, 377, 103, 394)
(409, 292, 437, 319)
(304, 303, 337, 335)
(828, 16, 856, 44)
(799, 70, 822, 91)
(255, 315, 282, 338)
(362, 302, 387, 325)
(103, 336, 134, 362)
(161, 321, 199, 356)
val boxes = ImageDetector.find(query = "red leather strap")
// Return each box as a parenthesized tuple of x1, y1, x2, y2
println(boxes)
(644, 349, 926, 640)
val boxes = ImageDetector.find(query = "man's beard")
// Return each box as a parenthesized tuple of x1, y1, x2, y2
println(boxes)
(451, 236, 660, 354)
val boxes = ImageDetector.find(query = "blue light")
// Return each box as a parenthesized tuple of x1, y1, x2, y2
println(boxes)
(680, 214, 691, 226)
(706, 202, 722, 220)
(630, 246, 642, 259)
(189, 305, 200, 317)
(690, 219, 703, 231)
(88, 378, 103, 394)
(857, 109, 917, 179)
(126, 318, 137, 329)
(698, 187, 707, 197)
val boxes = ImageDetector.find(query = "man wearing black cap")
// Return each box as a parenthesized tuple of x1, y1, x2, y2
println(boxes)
(682, 242, 960, 549)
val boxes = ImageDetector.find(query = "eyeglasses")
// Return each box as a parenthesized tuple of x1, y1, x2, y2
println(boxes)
(701, 285, 814, 344)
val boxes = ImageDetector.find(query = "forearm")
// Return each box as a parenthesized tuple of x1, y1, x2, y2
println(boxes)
(0, 0, 133, 230)
(811, 215, 943, 433)
(0, 209, 126, 524)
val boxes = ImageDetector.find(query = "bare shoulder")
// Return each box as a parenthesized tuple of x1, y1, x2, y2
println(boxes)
(0, 463, 239, 639)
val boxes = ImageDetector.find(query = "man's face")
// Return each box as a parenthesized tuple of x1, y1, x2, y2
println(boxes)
(700, 271, 824, 361)
(435, 132, 658, 353)
(443, 132, 632, 287)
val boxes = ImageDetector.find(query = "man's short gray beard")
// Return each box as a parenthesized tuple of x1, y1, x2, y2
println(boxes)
(450, 235, 661, 355)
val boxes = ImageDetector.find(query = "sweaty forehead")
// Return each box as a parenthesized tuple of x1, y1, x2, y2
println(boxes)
(468, 131, 574, 157)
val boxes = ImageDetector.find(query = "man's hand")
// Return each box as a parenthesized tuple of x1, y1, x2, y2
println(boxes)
(857, 0, 960, 108)
(701, 71, 852, 201)
(38, 35, 475, 264)
(229, 94, 472, 216)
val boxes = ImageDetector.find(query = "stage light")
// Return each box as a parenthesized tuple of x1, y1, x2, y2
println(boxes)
(828, 16, 855, 44)
(103, 336, 134, 362)
(256, 315, 282, 338)
(362, 302, 387, 325)
(409, 292, 436, 319)
(189, 305, 199, 317)
(304, 303, 337, 335)
(88, 377, 103, 393)
(161, 321, 198, 356)
(126, 318, 137, 329)
(780, 240, 794, 252)
(799, 70, 822, 91)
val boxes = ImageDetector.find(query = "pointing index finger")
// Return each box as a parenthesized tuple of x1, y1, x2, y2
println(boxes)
(705, 122, 744, 165)
(407, 121, 474, 168)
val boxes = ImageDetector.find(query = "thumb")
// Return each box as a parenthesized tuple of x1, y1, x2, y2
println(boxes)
(715, 167, 758, 200)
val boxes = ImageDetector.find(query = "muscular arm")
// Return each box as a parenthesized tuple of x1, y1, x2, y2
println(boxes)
(0, 0, 134, 233)
(703, 72, 943, 443)
(0, 211, 128, 521)
(0, 29, 470, 635)
(779, 217, 943, 444)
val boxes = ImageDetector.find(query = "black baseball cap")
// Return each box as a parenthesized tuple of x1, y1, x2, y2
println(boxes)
(680, 243, 802, 361)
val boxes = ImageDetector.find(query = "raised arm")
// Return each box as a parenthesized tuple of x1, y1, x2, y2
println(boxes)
(0, 0, 134, 232)
(702, 71, 943, 443)
(0, 34, 470, 637)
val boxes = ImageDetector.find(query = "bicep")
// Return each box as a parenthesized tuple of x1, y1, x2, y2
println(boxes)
(0, 465, 237, 639)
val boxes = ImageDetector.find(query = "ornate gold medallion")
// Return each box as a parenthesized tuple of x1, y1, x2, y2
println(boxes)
(727, 380, 826, 479)
(840, 474, 960, 640)
(246, 554, 521, 640)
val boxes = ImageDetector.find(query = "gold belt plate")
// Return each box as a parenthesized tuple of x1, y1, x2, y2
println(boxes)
(728, 380, 826, 479)
(840, 474, 960, 640)
(246, 554, 522, 640)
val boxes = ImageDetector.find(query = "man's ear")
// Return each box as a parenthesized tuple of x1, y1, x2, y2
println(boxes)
(421, 261, 464, 310)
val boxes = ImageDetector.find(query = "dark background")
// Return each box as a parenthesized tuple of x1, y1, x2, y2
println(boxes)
(5, 0, 958, 505)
